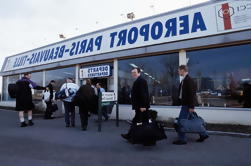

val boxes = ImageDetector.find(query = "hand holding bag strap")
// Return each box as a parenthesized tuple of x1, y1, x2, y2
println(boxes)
(136, 112, 144, 125)
(138, 110, 152, 124)
(188, 112, 198, 120)
(65, 82, 70, 97)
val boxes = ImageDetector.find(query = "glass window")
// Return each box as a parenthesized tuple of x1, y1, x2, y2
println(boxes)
(2, 76, 8, 101)
(45, 66, 76, 91)
(118, 53, 179, 106)
(28, 71, 44, 100)
(187, 43, 251, 108)
(30, 72, 43, 86)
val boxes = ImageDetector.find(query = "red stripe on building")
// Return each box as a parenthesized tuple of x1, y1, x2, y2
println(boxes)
(222, 3, 232, 30)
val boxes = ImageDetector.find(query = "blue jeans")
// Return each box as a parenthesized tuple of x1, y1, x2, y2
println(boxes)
(177, 106, 208, 141)
(63, 101, 75, 126)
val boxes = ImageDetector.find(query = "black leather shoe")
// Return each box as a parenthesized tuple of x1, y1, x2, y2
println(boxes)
(172, 140, 187, 145)
(81, 126, 87, 131)
(28, 120, 34, 126)
(20, 122, 28, 127)
(143, 141, 156, 146)
(121, 134, 130, 140)
(196, 135, 209, 142)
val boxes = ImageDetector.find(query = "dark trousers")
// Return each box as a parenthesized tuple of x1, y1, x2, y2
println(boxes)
(177, 106, 208, 141)
(79, 105, 89, 128)
(132, 108, 149, 124)
(102, 106, 109, 119)
(127, 109, 150, 137)
(44, 101, 53, 119)
(63, 101, 75, 126)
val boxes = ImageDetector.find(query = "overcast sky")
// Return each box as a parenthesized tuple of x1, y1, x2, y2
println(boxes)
(0, 0, 210, 94)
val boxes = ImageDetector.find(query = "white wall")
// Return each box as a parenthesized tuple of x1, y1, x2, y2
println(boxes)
(110, 104, 251, 126)
(1, 101, 251, 126)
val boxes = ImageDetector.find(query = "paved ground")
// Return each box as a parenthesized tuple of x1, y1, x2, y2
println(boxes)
(0, 110, 250, 166)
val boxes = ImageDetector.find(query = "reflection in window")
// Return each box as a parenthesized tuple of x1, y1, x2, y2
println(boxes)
(187, 43, 251, 108)
(45, 67, 76, 91)
(118, 53, 179, 106)
(29, 72, 43, 86)
(30, 72, 44, 100)
(2, 76, 8, 101)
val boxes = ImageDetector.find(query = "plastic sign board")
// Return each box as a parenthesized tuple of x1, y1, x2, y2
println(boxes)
(79, 65, 111, 78)
(2, 0, 251, 72)
(102, 92, 115, 102)
(216, 1, 251, 31)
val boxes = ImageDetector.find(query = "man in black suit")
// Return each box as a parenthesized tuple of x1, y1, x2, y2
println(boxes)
(130, 68, 150, 123)
(173, 65, 209, 145)
(76, 79, 96, 131)
(121, 67, 150, 139)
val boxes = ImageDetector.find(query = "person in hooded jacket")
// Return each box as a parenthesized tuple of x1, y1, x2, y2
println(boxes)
(60, 77, 79, 127)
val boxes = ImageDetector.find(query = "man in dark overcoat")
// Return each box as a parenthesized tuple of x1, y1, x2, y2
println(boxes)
(16, 73, 46, 127)
(173, 65, 209, 145)
(76, 79, 96, 131)
(121, 68, 150, 140)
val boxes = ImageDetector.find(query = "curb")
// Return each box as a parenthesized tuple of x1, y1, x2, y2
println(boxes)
(124, 120, 251, 138)
(1, 109, 251, 138)
(164, 127, 251, 138)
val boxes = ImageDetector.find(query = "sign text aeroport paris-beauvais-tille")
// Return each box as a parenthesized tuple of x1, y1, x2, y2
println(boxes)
(13, 12, 206, 68)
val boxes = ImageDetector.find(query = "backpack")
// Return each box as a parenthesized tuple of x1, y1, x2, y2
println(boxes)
(8, 83, 18, 98)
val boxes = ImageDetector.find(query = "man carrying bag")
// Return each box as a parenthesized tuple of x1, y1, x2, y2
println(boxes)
(173, 65, 209, 145)
(121, 68, 166, 146)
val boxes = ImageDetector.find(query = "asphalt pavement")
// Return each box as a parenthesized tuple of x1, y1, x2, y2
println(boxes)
(0, 109, 250, 166)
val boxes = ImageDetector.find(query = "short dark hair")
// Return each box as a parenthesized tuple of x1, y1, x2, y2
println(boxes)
(97, 83, 102, 87)
(24, 72, 31, 76)
(86, 79, 91, 85)
(67, 77, 74, 81)
(50, 80, 55, 83)
(178, 65, 188, 72)
(133, 67, 141, 73)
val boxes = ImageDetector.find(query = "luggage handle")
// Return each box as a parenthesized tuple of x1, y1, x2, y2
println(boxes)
(188, 112, 198, 120)
(138, 110, 152, 124)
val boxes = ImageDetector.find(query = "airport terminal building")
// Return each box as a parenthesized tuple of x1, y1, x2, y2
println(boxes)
(1, 0, 251, 125)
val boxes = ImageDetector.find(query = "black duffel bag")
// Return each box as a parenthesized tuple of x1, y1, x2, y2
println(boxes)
(129, 119, 167, 145)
